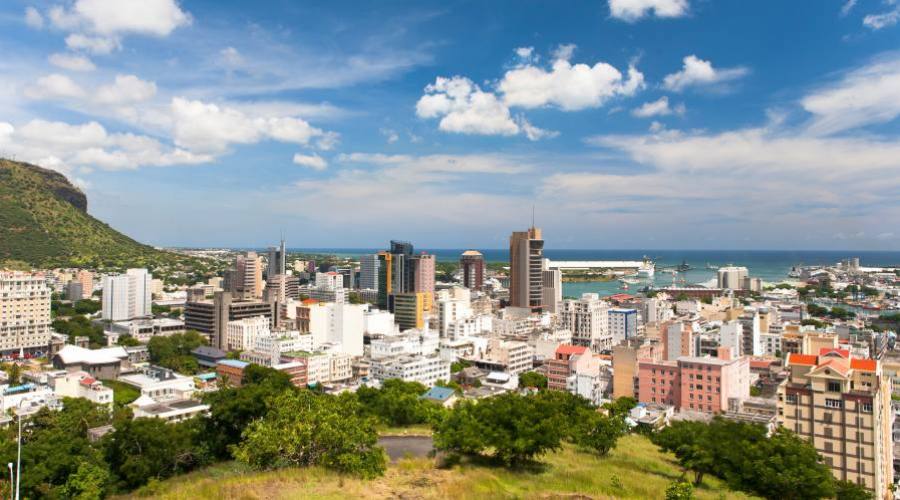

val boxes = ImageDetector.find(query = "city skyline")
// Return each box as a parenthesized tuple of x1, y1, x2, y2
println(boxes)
(1, 1, 899, 250)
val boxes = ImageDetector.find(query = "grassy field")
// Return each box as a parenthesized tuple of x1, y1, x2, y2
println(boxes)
(124, 434, 753, 499)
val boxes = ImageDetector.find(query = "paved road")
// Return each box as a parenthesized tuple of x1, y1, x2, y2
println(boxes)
(378, 435, 434, 461)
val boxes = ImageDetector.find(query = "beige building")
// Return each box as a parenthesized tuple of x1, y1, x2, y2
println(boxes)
(75, 270, 94, 299)
(0, 271, 52, 355)
(509, 226, 544, 312)
(777, 349, 893, 496)
(612, 338, 662, 399)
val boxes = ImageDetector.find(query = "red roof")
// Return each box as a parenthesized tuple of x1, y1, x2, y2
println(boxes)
(301, 298, 319, 304)
(819, 347, 850, 358)
(79, 376, 97, 386)
(749, 359, 776, 369)
(607, 293, 634, 302)
(556, 345, 588, 356)
(787, 353, 818, 366)
(850, 358, 877, 372)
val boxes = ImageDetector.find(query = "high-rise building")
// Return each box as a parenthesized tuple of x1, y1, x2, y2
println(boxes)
(377, 251, 393, 310)
(0, 271, 52, 355)
(608, 308, 638, 344)
(225, 315, 271, 351)
(377, 241, 421, 312)
(394, 292, 427, 331)
(184, 291, 274, 349)
(225, 252, 264, 300)
(75, 270, 93, 299)
(459, 250, 485, 291)
(509, 226, 544, 312)
(778, 349, 893, 496)
(560, 293, 610, 352)
(717, 266, 748, 290)
(102, 268, 151, 321)
(266, 238, 286, 278)
(360, 254, 379, 291)
(414, 253, 435, 295)
(541, 260, 562, 314)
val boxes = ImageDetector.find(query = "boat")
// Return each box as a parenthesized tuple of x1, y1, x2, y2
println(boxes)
(676, 260, 692, 272)
(705, 262, 719, 270)
(619, 278, 640, 285)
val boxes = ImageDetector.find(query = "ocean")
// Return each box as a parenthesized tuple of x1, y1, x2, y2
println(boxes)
(287, 248, 900, 298)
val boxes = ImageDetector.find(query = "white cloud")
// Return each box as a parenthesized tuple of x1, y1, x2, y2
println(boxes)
(517, 116, 559, 141)
(95, 75, 157, 104)
(608, 0, 689, 22)
(292, 153, 327, 170)
(863, 7, 900, 30)
(515, 47, 534, 60)
(24, 7, 44, 28)
(631, 96, 684, 117)
(876, 232, 896, 241)
(219, 47, 243, 68)
(48, 53, 96, 72)
(551, 43, 577, 62)
(2, 118, 210, 174)
(24, 74, 86, 100)
(380, 128, 400, 144)
(499, 55, 645, 110)
(840, 0, 857, 17)
(65, 33, 121, 54)
(801, 53, 900, 135)
(416, 76, 521, 137)
(662, 55, 748, 92)
(50, 0, 191, 37)
(170, 97, 336, 154)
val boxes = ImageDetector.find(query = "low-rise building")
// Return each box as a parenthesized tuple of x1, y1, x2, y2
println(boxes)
(369, 354, 450, 386)
(47, 371, 113, 407)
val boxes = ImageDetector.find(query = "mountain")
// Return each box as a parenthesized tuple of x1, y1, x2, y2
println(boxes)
(0, 158, 175, 268)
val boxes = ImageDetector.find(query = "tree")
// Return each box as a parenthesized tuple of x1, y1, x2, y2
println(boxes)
(105, 417, 208, 490)
(434, 392, 564, 466)
(356, 379, 442, 427)
(450, 360, 471, 374)
(575, 410, 627, 456)
(665, 480, 694, 500)
(3, 363, 22, 385)
(61, 460, 111, 500)
(519, 371, 548, 389)
(603, 396, 638, 418)
(147, 330, 206, 374)
(116, 334, 141, 347)
(234, 390, 386, 478)
(652, 421, 716, 485)
(834, 480, 873, 500)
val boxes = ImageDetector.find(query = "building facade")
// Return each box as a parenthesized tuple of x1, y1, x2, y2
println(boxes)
(460, 250, 485, 291)
(0, 271, 52, 355)
(509, 226, 543, 312)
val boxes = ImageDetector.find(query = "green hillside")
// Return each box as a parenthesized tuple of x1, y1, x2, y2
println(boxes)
(0, 158, 182, 269)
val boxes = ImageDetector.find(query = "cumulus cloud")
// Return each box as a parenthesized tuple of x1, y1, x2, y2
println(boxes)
(801, 53, 900, 135)
(631, 96, 685, 117)
(24, 74, 86, 100)
(499, 55, 645, 110)
(292, 153, 327, 170)
(608, 0, 689, 22)
(416, 76, 521, 137)
(48, 53, 96, 72)
(0, 119, 210, 174)
(95, 75, 157, 104)
(49, 0, 191, 37)
(840, 0, 857, 17)
(417, 45, 639, 139)
(170, 97, 337, 153)
(24, 7, 44, 28)
(380, 128, 400, 144)
(662, 55, 748, 92)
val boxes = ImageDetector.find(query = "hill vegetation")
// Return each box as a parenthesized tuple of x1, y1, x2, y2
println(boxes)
(0, 158, 199, 270)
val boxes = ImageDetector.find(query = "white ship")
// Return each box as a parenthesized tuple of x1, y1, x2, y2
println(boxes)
(637, 258, 655, 278)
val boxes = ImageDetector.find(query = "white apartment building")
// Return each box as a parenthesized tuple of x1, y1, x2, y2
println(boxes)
(369, 353, 450, 386)
(225, 315, 271, 351)
(608, 308, 638, 345)
(102, 269, 152, 321)
(364, 309, 396, 336)
(315, 272, 344, 291)
(760, 332, 782, 356)
(717, 266, 749, 290)
(307, 303, 365, 356)
(48, 371, 114, 407)
(445, 314, 492, 341)
(738, 308, 763, 356)
(118, 367, 197, 402)
(438, 296, 473, 336)
(484, 338, 533, 375)
(719, 320, 744, 357)
(560, 293, 610, 352)
(0, 271, 52, 354)
(295, 350, 353, 385)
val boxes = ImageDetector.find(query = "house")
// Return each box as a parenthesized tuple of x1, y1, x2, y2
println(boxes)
(192, 346, 227, 368)
(420, 386, 458, 408)
(129, 395, 210, 423)
(52, 345, 129, 380)
(216, 359, 250, 387)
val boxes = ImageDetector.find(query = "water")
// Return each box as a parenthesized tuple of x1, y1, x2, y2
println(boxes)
(288, 248, 900, 298)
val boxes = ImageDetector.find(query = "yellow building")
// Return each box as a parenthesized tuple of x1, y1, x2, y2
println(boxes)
(777, 349, 893, 496)
(394, 292, 426, 331)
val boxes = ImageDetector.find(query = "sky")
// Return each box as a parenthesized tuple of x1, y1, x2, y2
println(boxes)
(1, 0, 899, 251)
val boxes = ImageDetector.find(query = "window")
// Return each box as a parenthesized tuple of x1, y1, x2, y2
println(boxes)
(825, 399, 843, 409)
(861, 402, 873, 413)
(786, 394, 797, 404)
(827, 381, 841, 392)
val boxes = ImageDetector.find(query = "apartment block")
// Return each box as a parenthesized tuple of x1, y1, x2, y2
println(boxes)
(777, 349, 893, 496)
(0, 271, 52, 355)
(637, 348, 750, 413)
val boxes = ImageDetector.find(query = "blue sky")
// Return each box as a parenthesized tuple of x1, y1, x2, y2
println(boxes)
(1, 0, 899, 250)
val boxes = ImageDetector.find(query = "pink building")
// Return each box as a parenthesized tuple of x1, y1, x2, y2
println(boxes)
(414, 253, 435, 296)
(637, 347, 750, 413)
